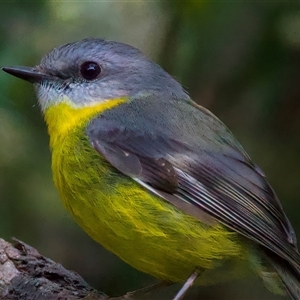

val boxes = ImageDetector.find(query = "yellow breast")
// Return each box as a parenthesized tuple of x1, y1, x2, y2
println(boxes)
(44, 97, 126, 149)
(43, 98, 248, 285)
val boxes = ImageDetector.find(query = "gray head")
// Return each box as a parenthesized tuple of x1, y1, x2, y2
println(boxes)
(2, 38, 189, 111)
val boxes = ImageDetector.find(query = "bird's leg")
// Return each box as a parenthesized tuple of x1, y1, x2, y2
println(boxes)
(172, 269, 202, 300)
(110, 280, 172, 299)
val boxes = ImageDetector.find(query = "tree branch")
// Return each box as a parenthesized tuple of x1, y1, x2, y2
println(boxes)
(0, 238, 108, 300)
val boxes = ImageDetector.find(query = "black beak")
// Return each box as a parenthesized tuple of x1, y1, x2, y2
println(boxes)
(2, 66, 50, 83)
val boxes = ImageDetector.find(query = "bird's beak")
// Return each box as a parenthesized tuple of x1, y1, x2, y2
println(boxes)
(2, 66, 50, 83)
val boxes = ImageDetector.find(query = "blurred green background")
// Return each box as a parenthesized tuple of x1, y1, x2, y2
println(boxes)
(1, 2, 300, 299)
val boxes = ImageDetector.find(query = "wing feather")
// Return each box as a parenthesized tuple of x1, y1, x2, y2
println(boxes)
(87, 97, 300, 269)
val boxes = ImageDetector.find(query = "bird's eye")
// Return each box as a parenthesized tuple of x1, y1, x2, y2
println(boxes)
(79, 61, 101, 80)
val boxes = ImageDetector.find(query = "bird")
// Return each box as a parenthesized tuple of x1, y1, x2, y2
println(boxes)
(2, 38, 300, 299)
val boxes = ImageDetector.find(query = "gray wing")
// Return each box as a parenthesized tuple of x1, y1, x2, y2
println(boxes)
(87, 96, 299, 268)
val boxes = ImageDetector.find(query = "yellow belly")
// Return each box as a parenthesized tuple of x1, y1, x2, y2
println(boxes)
(45, 101, 250, 285)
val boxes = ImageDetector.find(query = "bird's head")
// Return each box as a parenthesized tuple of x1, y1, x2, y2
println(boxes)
(3, 38, 189, 111)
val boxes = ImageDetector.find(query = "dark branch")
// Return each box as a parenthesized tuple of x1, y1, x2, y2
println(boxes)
(0, 238, 108, 300)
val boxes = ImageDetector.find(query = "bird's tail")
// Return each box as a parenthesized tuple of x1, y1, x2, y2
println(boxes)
(268, 255, 300, 300)
(260, 249, 300, 300)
